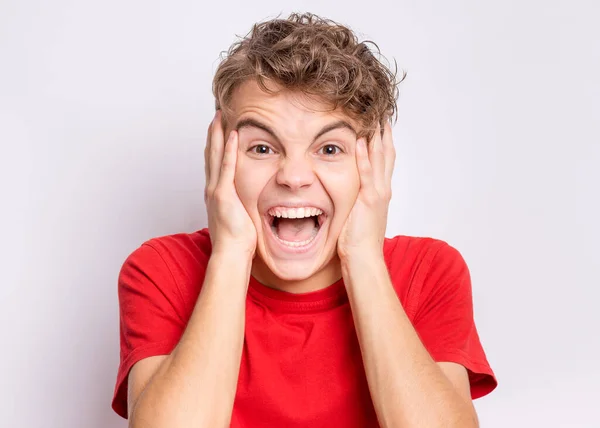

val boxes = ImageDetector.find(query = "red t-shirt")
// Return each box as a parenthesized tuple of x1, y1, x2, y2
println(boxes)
(112, 228, 497, 426)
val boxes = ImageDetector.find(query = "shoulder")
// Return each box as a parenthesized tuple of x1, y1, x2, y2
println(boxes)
(383, 234, 462, 279)
(383, 235, 469, 319)
(143, 227, 211, 263)
(121, 228, 213, 315)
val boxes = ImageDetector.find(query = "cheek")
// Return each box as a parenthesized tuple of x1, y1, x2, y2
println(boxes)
(234, 157, 272, 209)
(234, 158, 259, 205)
(315, 162, 360, 216)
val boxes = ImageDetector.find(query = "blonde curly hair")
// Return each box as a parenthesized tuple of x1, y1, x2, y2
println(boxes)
(212, 12, 405, 140)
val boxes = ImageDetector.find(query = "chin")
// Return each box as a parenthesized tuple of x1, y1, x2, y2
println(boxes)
(260, 256, 325, 282)
(249, 202, 343, 285)
(254, 221, 340, 284)
(254, 232, 334, 282)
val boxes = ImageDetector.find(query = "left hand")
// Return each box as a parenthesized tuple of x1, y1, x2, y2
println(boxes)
(337, 121, 396, 262)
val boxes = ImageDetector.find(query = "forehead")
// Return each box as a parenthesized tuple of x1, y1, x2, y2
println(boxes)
(229, 80, 360, 133)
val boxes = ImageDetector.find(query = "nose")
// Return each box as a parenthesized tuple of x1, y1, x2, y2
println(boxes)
(275, 156, 315, 191)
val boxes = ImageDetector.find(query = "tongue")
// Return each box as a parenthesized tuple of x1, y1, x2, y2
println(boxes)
(276, 217, 316, 242)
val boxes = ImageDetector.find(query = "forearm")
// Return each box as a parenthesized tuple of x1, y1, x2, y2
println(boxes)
(130, 251, 252, 428)
(342, 255, 477, 428)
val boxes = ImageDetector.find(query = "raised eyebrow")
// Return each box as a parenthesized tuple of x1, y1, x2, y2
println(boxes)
(235, 118, 280, 142)
(234, 118, 357, 143)
(313, 120, 357, 141)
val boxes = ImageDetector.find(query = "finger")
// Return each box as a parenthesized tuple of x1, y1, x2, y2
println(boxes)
(382, 121, 396, 185)
(208, 110, 225, 193)
(356, 137, 374, 190)
(217, 130, 238, 189)
(204, 115, 215, 186)
(369, 122, 385, 190)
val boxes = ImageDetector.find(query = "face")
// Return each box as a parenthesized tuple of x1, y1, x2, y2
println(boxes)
(225, 80, 361, 292)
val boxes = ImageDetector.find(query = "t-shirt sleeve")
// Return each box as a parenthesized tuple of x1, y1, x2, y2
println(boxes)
(111, 242, 186, 419)
(412, 242, 498, 399)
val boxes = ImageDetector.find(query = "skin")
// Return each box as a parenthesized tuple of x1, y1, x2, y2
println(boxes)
(126, 78, 479, 428)
(216, 79, 479, 425)
(223, 79, 362, 293)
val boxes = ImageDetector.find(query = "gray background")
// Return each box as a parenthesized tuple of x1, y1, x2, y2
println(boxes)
(1, 0, 598, 427)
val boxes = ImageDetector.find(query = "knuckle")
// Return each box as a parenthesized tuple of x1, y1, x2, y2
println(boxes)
(205, 185, 216, 198)
(221, 156, 234, 169)
(213, 188, 229, 204)
(364, 192, 378, 205)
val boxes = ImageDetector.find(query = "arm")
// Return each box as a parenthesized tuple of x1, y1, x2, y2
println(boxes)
(342, 255, 478, 428)
(128, 250, 251, 428)
(128, 112, 256, 427)
(338, 122, 478, 427)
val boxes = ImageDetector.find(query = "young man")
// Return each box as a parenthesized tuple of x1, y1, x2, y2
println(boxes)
(112, 13, 497, 428)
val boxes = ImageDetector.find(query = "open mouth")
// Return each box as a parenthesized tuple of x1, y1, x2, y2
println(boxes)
(266, 207, 326, 248)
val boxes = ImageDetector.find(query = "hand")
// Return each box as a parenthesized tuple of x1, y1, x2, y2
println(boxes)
(204, 111, 257, 257)
(337, 121, 395, 262)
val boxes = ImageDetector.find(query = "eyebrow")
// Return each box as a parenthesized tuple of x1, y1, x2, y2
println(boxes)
(235, 117, 357, 143)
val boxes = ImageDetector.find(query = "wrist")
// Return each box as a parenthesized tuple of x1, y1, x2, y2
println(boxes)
(210, 246, 254, 267)
(207, 249, 254, 289)
(340, 248, 384, 269)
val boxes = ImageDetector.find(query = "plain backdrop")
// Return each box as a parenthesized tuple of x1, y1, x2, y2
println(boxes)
(1, 0, 598, 427)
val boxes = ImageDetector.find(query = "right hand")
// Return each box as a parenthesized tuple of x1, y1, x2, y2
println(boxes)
(204, 110, 257, 257)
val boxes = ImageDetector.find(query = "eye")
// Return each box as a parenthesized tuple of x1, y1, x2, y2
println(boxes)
(249, 144, 275, 155)
(319, 144, 343, 156)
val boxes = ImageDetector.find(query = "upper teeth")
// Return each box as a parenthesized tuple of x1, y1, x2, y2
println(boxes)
(268, 207, 323, 219)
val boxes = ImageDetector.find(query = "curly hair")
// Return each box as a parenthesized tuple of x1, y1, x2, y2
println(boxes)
(212, 12, 405, 140)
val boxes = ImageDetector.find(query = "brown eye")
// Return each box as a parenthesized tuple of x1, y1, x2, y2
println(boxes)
(319, 144, 342, 156)
(249, 144, 274, 155)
